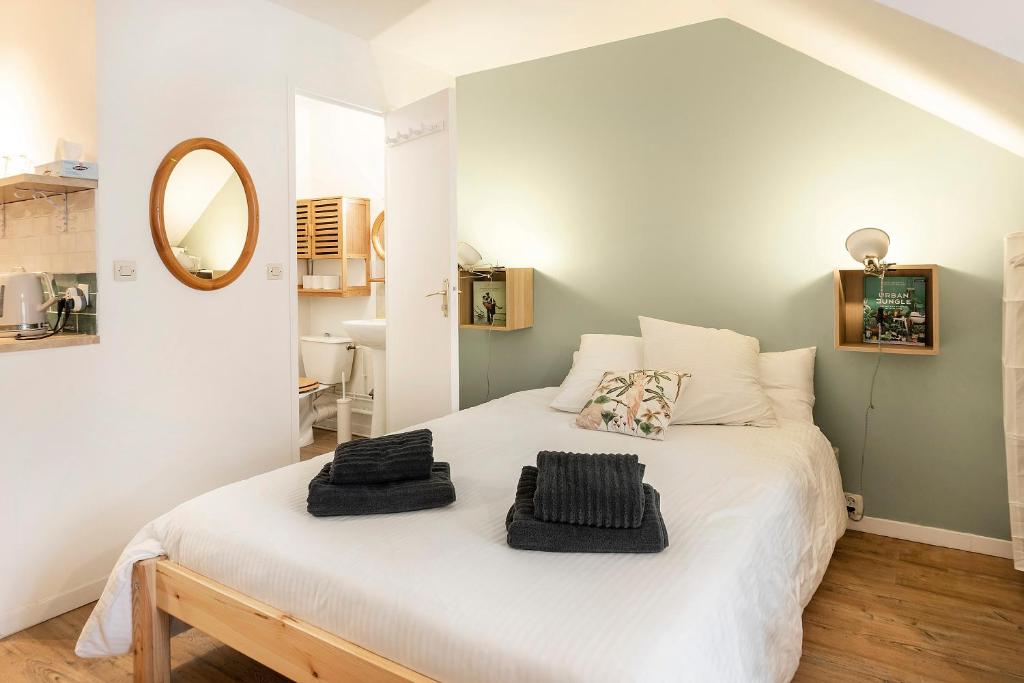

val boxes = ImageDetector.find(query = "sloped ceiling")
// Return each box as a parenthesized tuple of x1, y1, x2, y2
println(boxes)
(267, 0, 1024, 157)
(876, 0, 1024, 63)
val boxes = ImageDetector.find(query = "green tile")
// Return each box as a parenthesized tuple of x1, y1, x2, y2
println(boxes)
(75, 315, 97, 335)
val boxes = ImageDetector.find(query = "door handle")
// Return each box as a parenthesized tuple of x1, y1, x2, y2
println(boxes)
(425, 278, 450, 318)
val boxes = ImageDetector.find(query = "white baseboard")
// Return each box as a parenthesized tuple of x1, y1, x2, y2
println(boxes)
(0, 577, 107, 639)
(848, 516, 1013, 559)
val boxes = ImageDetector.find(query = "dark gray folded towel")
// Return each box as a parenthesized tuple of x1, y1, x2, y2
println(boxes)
(329, 429, 433, 485)
(508, 466, 668, 553)
(309, 461, 455, 517)
(533, 451, 646, 529)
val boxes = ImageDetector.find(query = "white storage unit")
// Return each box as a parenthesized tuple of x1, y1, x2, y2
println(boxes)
(349, 393, 374, 437)
(1002, 232, 1024, 570)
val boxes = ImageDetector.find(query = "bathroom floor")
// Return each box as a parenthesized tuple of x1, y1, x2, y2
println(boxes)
(300, 428, 355, 461)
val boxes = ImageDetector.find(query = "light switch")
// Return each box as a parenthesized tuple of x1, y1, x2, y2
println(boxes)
(113, 260, 137, 281)
(266, 263, 284, 280)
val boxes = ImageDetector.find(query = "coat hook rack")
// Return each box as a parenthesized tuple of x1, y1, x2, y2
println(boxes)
(385, 119, 446, 147)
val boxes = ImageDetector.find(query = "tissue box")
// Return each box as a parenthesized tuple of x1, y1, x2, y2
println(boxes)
(35, 160, 98, 180)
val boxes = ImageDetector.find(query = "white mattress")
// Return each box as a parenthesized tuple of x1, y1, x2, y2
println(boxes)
(77, 387, 846, 682)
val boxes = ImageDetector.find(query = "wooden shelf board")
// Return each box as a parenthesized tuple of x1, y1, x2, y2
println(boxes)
(836, 341, 938, 356)
(0, 333, 100, 353)
(459, 324, 515, 332)
(297, 287, 370, 298)
(1, 173, 97, 205)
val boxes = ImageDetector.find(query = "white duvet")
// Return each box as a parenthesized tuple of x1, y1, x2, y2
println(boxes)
(77, 388, 846, 682)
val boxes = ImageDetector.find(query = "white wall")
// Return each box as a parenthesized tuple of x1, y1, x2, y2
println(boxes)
(0, 0, 427, 637)
(0, 0, 96, 171)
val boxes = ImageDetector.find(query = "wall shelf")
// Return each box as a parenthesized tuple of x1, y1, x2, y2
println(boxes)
(298, 286, 371, 298)
(458, 267, 534, 331)
(833, 264, 939, 356)
(1, 174, 97, 205)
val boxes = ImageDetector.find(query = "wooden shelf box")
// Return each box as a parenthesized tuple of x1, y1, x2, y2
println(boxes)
(833, 264, 939, 356)
(458, 268, 534, 332)
(296, 196, 371, 298)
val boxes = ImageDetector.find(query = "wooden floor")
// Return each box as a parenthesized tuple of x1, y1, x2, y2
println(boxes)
(300, 427, 341, 461)
(2, 531, 1022, 682)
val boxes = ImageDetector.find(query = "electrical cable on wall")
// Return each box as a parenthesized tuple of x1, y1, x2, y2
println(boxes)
(858, 269, 886, 495)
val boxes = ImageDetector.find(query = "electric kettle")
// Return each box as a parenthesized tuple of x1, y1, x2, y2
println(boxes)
(0, 269, 57, 338)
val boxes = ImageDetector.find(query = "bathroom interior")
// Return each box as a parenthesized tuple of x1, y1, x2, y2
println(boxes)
(295, 94, 387, 452)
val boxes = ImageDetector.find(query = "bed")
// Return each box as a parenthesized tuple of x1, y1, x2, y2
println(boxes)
(77, 387, 846, 682)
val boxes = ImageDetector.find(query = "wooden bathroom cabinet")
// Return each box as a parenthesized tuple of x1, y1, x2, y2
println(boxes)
(296, 196, 371, 297)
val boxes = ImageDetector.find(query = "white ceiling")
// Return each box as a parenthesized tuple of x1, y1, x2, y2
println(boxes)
(265, 0, 429, 40)
(876, 0, 1024, 63)
(267, 0, 1024, 157)
(268, 0, 1024, 70)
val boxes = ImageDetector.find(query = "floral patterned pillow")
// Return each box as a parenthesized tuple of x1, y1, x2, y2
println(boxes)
(575, 370, 689, 440)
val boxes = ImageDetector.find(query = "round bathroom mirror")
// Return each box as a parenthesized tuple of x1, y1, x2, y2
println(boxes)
(150, 138, 259, 290)
(371, 210, 385, 260)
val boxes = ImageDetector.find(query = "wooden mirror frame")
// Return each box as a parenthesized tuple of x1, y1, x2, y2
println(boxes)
(150, 137, 259, 291)
(371, 210, 385, 260)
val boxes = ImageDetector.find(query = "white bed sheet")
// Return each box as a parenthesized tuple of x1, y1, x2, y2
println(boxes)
(77, 387, 845, 682)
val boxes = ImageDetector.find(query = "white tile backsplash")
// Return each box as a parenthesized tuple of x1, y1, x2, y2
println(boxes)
(0, 189, 95, 274)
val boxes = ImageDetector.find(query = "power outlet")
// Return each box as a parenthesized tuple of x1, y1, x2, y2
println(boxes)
(844, 492, 864, 521)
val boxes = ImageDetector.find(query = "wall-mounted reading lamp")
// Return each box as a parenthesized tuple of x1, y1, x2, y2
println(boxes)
(845, 227, 891, 275)
(845, 227, 892, 275)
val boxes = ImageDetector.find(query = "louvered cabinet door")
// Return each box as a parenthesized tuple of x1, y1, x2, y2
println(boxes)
(343, 198, 370, 259)
(296, 200, 312, 258)
(311, 198, 342, 259)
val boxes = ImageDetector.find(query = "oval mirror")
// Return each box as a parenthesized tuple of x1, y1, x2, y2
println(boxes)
(371, 210, 385, 260)
(150, 138, 259, 290)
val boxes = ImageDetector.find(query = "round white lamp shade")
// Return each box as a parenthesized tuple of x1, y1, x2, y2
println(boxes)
(457, 241, 483, 268)
(845, 228, 890, 264)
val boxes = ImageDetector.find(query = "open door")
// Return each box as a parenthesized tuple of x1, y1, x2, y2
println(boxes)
(385, 89, 459, 430)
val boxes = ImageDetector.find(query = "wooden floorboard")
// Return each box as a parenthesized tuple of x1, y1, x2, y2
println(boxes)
(2, 530, 1022, 681)
(301, 427, 366, 462)
(300, 427, 341, 462)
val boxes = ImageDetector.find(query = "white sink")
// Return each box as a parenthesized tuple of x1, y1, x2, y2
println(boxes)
(343, 319, 387, 436)
(342, 318, 386, 349)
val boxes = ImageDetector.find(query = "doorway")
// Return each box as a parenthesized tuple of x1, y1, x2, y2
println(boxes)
(293, 93, 385, 455)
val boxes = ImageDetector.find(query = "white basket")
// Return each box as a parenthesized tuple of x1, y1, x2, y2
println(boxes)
(1005, 233, 1024, 301)
(1004, 301, 1024, 367)
(1006, 435, 1024, 502)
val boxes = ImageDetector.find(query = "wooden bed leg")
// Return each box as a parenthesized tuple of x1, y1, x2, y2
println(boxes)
(132, 558, 171, 683)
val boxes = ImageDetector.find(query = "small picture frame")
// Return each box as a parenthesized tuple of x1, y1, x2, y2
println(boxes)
(472, 280, 506, 327)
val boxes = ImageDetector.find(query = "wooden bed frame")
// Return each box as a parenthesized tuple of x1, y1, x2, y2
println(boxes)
(131, 557, 434, 683)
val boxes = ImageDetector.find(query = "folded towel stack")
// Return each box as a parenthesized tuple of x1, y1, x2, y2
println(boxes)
(506, 452, 668, 553)
(329, 429, 435, 484)
(307, 429, 455, 517)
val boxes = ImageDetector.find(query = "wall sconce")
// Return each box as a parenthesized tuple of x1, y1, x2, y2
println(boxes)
(845, 227, 891, 275)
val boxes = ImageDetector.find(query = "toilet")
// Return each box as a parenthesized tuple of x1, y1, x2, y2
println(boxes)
(298, 334, 355, 448)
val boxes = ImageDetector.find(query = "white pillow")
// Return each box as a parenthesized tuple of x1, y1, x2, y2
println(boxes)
(759, 347, 816, 423)
(639, 316, 776, 426)
(549, 334, 642, 412)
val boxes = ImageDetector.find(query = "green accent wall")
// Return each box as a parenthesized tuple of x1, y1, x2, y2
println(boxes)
(456, 19, 1024, 540)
